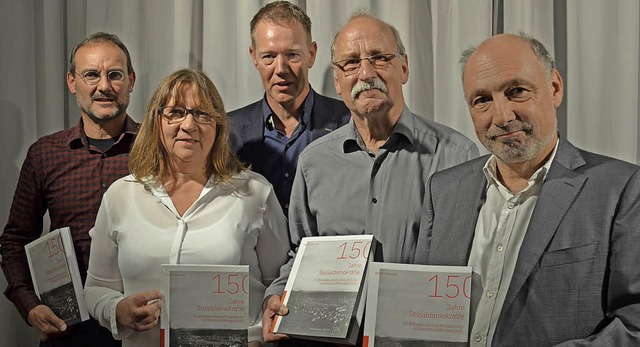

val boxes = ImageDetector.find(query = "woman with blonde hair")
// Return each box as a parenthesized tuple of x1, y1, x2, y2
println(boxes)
(84, 68, 289, 347)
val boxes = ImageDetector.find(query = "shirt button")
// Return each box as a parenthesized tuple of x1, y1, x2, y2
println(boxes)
(475, 334, 483, 342)
(486, 290, 494, 298)
(101, 183, 107, 188)
(102, 153, 108, 158)
(371, 198, 377, 204)
(497, 244, 504, 252)
(284, 204, 289, 209)
(284, 172, 290, 178)
(507, 201, 515, 209)
(285, 143, 291, 148)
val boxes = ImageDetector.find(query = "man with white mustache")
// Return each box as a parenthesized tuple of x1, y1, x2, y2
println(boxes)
(261, 11, 479, 345)
(1, 32, 138, 347)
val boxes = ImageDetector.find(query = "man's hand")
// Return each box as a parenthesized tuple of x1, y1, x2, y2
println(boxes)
(262, 294, 290, 343)
(115, 290, 163, 332)
(27, 305, 69, 342)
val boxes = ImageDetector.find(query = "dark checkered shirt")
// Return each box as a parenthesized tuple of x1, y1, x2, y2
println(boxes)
(0, 116, 139, 321)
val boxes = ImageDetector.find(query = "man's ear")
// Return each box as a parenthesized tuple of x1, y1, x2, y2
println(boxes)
(400, 53, 409, 85)
(249, 45, 258, 69)
(551, 68, 564, 108)
(127, 71, 136, 92)
(307, 41, 318, 68)
(67, 71, 77, 94)
(332, 67, 341, 96)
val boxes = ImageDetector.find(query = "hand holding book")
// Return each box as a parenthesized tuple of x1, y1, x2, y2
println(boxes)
(25, 227, 89, 336)
(262, 294, 290, 343)
(270, 235, 377, 345)
(115, 290, 163, 332)
(27, 304, 69, 342)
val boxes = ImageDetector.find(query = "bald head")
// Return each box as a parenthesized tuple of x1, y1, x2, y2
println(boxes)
(460, 33, 555, 82)
(331, 12, 405, 63)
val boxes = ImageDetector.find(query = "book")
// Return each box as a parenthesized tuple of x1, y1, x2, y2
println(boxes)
(160, 264, 249, 347)
(271, 234, 379, 345)
(363, 262, 472, 347)
(24, 227, 89, 325)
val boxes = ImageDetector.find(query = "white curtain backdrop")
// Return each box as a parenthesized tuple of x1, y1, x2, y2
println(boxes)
(1, 0, 639, 345)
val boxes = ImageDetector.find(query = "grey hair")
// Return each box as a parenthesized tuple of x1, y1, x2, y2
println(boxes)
(330, 9, 406, 62)
(459, 32, 555, 81)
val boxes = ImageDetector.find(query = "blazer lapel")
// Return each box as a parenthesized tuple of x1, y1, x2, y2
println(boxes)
(501, 138, 587, 314)
(310, 91, 340, 140)
(431, 161, 486, 265)
(243, 103, 264, 143)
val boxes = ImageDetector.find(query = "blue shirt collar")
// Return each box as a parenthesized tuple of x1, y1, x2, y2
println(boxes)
(261, 86, 314, 130)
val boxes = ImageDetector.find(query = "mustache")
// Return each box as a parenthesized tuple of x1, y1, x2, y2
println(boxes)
(92, 92, 117, 101)
(350, 78, 388, 99)
(486, 121, 533, 140)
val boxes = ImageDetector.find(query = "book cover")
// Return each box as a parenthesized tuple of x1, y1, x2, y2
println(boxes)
(272, 235, 378, 345)
(160, 264, 249, 347)
(25, 227, 89, 325)
(363, 262, 471, 347)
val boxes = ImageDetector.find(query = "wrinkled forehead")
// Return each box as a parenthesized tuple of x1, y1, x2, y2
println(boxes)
(75, 42, 127, 68)
(335, 17, 396, 57)
(463, 37, 541, 90)
(256, 19, 311, 44)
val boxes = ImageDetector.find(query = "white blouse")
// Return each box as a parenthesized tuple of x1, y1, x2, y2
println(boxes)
(84, 171, 290, 347)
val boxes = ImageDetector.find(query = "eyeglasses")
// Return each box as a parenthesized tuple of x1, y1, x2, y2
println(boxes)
(332, 53, 402, 76)
(74, 70, 126, 86)
(159, 106, 214, 124)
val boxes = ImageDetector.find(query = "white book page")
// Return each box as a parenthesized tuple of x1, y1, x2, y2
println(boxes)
(161, 264, 249, 346)
(365, 263, 471, 346)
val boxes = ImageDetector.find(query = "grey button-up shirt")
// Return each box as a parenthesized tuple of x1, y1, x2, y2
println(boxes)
(266, 106, 479, 298)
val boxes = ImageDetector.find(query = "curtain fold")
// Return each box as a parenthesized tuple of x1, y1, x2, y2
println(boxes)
(566, 0, 639, 163)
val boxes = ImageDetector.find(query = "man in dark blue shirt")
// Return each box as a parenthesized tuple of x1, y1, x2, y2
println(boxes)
(228, 1, 350, 215)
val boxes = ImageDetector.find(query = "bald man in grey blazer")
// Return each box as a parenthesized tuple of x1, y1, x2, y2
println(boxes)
(414, 33, 640, 346)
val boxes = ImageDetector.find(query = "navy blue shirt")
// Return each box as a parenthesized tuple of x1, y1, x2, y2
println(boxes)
(259, 92, 315, 213)
(228, 87, 351, 217)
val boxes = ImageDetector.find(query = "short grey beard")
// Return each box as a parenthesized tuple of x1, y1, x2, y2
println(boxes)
(80, 103, 124, 124)
(485, 120, 557, 164)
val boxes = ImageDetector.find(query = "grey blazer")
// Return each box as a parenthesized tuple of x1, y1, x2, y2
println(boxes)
(415, 137, 640, 346)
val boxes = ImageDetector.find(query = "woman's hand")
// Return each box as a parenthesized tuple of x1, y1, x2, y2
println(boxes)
(115, 290, 163, 332)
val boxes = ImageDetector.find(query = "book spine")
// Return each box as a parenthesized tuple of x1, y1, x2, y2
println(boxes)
(60, 228, 90, 321)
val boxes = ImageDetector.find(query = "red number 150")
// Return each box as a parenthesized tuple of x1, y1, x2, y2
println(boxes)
(428, 274, 471, 299)
(212, 274, 249, 295)
(46, 237, 63, 258)
(337, 241, 372, 260)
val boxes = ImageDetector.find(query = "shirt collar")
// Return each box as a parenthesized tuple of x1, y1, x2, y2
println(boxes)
(67, 115, 139, 149)
(482, 138, 560, 191)
(261, 86, 314, 130)
(343, 105, 414, 153)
